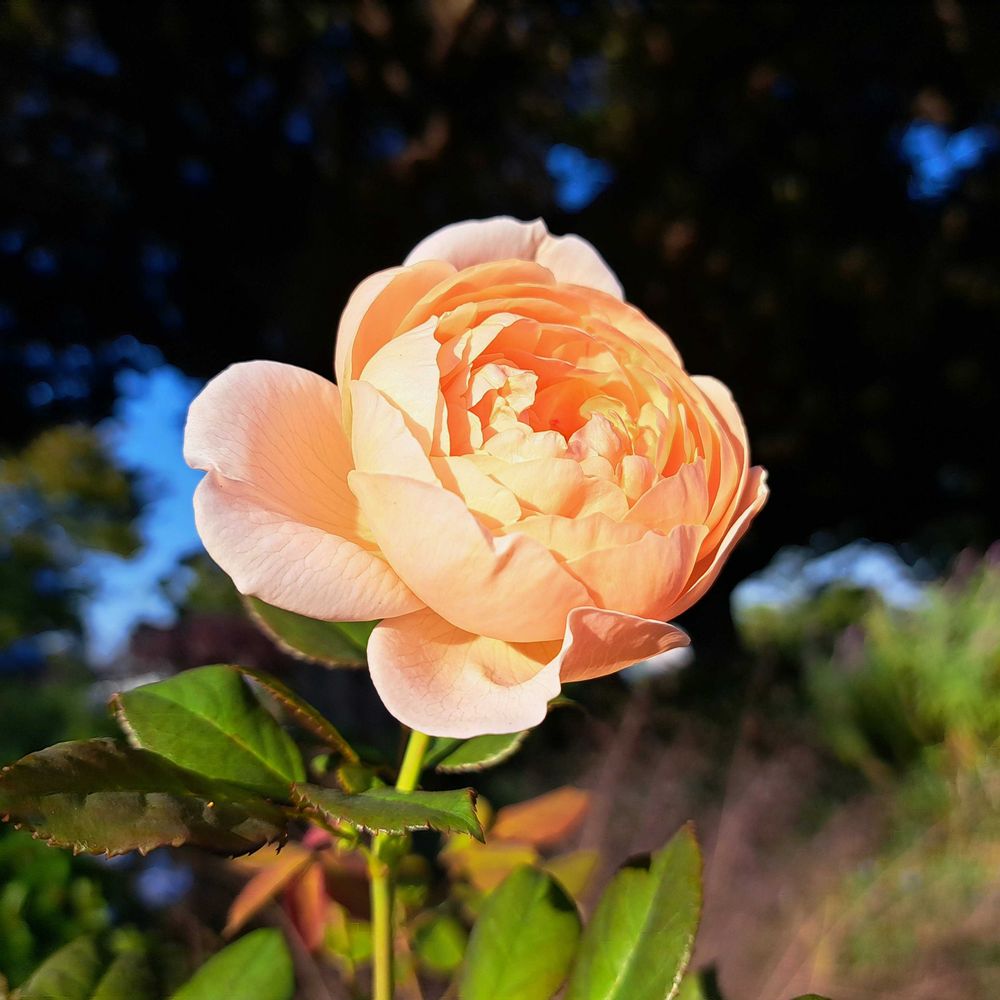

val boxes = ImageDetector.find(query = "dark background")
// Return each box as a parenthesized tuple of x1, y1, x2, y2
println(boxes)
(4, 0, 1000, 580)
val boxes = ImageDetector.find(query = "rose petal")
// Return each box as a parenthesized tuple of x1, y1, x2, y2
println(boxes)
(192, 478, 420, 620)
(624, 459, 711, 532)
(554, 607, 691, 683)
(368, 608, 562, 737)
(673, 466, 769, 616)
(566, 523, 709, 619)
(185, 361, 421, 620)
(334, 266, 401, 386)
(349, 380, 437, 484)
(358, 317, 448, 453)
(431, 456, 523, 528)
(339, 260, 455, 388)
(348, 471, 591, 642)
(405, 216, 623, 299)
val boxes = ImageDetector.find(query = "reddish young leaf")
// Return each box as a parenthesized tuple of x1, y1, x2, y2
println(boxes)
(490, 786, 590, 848)
(224, 845, 313, 938)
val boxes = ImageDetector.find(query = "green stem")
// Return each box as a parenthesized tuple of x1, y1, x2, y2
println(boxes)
(369, 728, 431, 1000)
(369, 857, 393, 1000)
(396, 728, 431, 793)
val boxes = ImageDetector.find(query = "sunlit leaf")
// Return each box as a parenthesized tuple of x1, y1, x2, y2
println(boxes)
(413, 913, 468, 974)
(675, 974, 707, 1000)
(565, 823, 702, 1000)
(169, 929, 294, 1000)
(426, 731, 529, 773)
(113, 665, 305, 799)
(0, 738, 287, 857)
(543, 849, 600, 899)
(441, 838, 539, 893)
(325, 900, 372, 981)
(19, 936, 101, 1000)
(235, 664, 358, 762)
(292, 783, 483, 841)
(245, 597, 375, 666)
(490, 786, 590, 848)
(459, 866, 581, 1000)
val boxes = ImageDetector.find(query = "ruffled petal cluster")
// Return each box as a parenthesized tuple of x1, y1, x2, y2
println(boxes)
(186, 217, 768, 736)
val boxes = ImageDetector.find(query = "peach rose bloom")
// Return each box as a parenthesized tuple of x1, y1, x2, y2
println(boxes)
(185, 218, 767, 737)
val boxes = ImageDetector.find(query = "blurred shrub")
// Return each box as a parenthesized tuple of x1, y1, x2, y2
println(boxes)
(807, 558, 1000, 775)
(0, 830, 116, 987)
(0, 425, 139, 649)
(739, 584, 880, 664)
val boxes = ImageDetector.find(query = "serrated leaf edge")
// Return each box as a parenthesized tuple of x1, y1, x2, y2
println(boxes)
(234, 665, 359, 763)
(0, 741, 289, 859)
(434, 731, 529, 773)
(290, 784, 484, 842)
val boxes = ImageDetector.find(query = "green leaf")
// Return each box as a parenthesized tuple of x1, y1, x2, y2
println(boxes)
(19, 936, 101, 1000)
(113, 665, 305, 799)
(459, 866, 582, 1000)
(292, 783, 483, 841)
(566, 823, 702, 1000)
(245, 597, 375, 666)
(234, 665, 358, 763)
(413, 913, 467, 974)
(90, 951, 156, 1000)
(0, 738, 287, 857)
(675, 975, 707, 1000)
(426, 731, 529, 773)
(324, 900, 372, 979)
(169, 929, 294, 1000)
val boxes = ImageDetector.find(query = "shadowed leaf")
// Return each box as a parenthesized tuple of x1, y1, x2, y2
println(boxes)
(566, 823, 702, 1000)
(426, 731, 529, 773)
(113, 665, 305, 799)
(459, 866, 581, 1000)
(19, 936, 101, 1000)
(0, 738, 287, 857)
(90, 952, 157, 1000)
(169, 928, 294, 1000)
(285, 861, 329, 951)
(235, 665, 358, 763)
(245, 597, 375, 666)
(292, 783, 483, 841)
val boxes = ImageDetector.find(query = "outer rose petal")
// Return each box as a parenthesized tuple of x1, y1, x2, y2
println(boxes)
(404, 216, 624, 300)
(368, 608, 562, 737)
(185, 361, 421, 620)
(566, 523, 709, 620)
(672, 466, 770, 617)
(334, 266, 401, 386)
(554, 607, 691, 683)
(348, 471, 591, 642)
(338, 260, 455, 391)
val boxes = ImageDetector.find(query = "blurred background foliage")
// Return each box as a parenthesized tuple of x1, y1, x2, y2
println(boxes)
(0, 1, 998, 998)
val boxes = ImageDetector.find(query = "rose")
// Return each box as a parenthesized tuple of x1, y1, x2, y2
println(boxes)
(185, 217, 768, 737)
